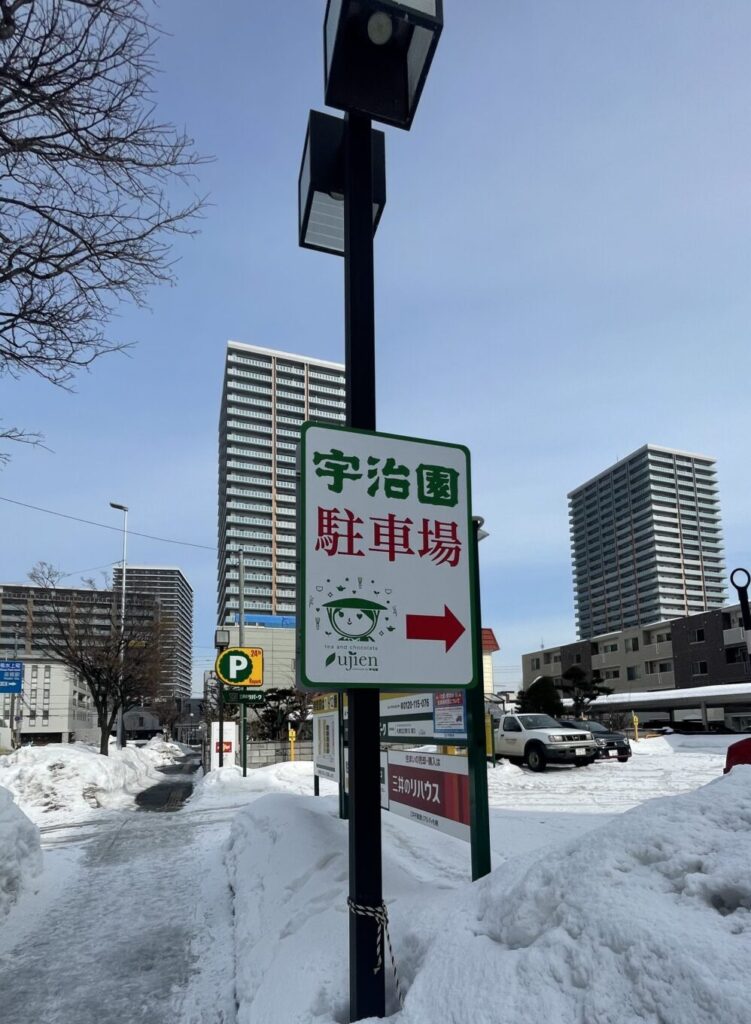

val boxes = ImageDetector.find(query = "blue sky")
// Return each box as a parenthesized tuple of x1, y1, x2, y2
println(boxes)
(2, 1, 751, 692)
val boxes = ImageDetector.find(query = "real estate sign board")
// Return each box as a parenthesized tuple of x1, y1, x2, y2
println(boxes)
(387, 749, 470, 843)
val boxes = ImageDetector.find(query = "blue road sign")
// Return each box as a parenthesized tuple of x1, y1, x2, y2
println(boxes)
(0, 660, 23, 694)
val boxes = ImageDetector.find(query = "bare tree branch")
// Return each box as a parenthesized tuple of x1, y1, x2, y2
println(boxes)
(0, 1, 207, 399)
(0, 418, 44, 463)
(28, 559, 166, 754)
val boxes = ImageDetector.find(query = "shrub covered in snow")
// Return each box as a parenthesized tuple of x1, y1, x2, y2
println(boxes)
(0, 784, 42, 919)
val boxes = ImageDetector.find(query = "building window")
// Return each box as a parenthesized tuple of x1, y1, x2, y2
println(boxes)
(530, 657, 540, 671)
(574, 653, 582, 664)
(603, 642, 618, 653)
(624, 637, 639, 652)
(627, 666, 640, 681)
(31, 665, 38, 680)
(690, 628, 705, 643)
(691, 661, 708, 676)
(604, 669, 620, 680)
(44, 665, 51, 679)
(543, 653, 551, 665)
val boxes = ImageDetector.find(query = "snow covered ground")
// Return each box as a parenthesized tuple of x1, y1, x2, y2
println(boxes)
(0, 737, 186, 825)
(0, 784, 41, 919)
(0, 737, 743, 1024)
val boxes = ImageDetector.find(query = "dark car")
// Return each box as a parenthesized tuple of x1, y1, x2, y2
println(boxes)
(557, 719, 632, 763)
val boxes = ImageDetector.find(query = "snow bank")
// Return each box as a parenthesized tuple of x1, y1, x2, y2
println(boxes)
(0, 785, 42, 919)
(662, 733, 747, 754)
(190, 761, 331, 810)
(142, 736, 187, 764)
(0, 742, 175, 823)
(227, 767, 751, 1024)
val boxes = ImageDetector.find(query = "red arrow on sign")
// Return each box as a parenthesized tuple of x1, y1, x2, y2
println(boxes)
(405, 606, 466, 653)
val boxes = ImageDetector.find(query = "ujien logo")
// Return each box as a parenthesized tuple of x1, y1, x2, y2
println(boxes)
(326, 650, 378, 672)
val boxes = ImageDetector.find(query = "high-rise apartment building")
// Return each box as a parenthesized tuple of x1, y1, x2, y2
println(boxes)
(569, 445, 726, 638)
(114, 566, 193, 700)
(218, 342, 346, 624)
(0, 582, 147, 744)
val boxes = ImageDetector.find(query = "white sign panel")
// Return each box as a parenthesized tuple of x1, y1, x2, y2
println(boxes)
(313, 697, 340, 782)
(298, 423, 478, 691)
(210, 721, 238, 772)
(380, 693, 434, 717)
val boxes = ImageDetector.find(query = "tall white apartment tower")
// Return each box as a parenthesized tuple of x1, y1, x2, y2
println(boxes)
(218, 342, 346, 624)
(568, 445, 727, 639)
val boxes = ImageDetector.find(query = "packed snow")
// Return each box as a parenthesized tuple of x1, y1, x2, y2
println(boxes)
(0, 784, 42, 919)
(1, 735, 746, 1024)
(0, 738, 185, 824)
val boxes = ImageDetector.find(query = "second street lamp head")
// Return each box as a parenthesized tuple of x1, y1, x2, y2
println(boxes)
(298, 110, 386, 255)
(110, 501, 128, 512)
(324, 0, 443, 130)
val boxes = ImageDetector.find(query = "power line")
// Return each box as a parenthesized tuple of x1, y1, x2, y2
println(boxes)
(0, 496, 215, 551)
(61, 561, 121, 579)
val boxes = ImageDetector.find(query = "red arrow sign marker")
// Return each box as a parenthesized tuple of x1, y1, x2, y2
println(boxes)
(405, 605, 466, 653)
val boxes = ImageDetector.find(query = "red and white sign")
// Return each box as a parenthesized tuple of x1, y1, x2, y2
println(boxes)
(387, 749, 469, 842)
(298, 423, 477, 691)
(210, 721, 237, 771)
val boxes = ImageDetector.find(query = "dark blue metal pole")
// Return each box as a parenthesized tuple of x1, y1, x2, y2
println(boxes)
(344, 109, 385, 1022)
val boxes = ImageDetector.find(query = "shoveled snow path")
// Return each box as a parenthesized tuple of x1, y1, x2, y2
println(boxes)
(0, 804, 240, 1024)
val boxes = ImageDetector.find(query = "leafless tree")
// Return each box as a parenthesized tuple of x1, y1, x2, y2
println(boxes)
(29, 561, 165, 754)
(0, 1, 206, 460)
(254, 689, 313, 742)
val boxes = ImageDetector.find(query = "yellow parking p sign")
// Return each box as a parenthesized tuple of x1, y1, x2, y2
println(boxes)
(215, 647, 264, 687)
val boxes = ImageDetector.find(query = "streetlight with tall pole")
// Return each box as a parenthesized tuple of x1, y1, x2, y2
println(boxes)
(110, 501, 128, 750)
(298, 4, 444, 1019)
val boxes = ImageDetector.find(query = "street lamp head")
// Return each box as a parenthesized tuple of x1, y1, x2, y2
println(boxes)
(299, 110, 386, 255)
(110, 502, 128, 512)
(214, 628, 231, 650)
(324, 0, 443, 129)
(731, 567, 751, 592)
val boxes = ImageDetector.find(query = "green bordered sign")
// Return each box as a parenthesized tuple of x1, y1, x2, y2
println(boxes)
(297, 422, 478, 692)
(215, 647, 264, 687)
(231, 691, 266, 707)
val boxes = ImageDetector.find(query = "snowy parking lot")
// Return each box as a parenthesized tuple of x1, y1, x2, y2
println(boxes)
(0, 736, 748, 1024)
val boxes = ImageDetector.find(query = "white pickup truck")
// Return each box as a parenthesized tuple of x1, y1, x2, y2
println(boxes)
(494, 713, 597, 771)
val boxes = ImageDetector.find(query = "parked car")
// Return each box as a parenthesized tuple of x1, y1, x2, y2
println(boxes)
(558, 719, 631, 762)
(494, 713, 597, 771)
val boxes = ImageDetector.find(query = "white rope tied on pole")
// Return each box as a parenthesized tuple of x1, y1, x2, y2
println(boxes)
(347, 898, 404, 1008)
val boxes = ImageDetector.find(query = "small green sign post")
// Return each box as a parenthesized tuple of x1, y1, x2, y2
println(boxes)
(230, 692, 266, 707)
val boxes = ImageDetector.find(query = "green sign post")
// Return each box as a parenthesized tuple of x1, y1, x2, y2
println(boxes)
(230, 691, 266, 707)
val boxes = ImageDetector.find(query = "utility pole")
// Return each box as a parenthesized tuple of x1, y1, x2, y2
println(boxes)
(9, 631, 20, 749)
(239, 551, 248, 777)
(110, 502, 128, 749)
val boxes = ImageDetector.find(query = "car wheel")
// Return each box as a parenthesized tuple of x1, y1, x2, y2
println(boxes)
(618, 756, 630, 763)
(526, 745, 547, 772)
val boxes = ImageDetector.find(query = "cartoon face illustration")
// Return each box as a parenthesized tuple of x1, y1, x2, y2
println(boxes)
(324, 597, 387, 641)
